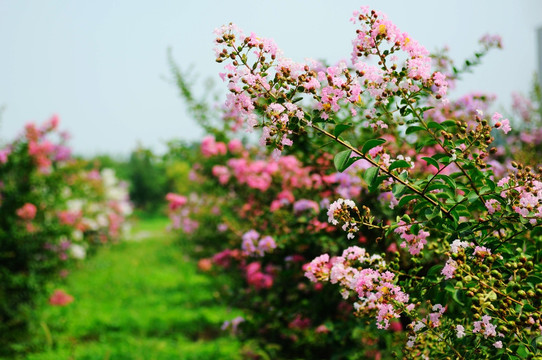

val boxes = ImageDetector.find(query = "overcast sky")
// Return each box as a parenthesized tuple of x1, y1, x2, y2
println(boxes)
(1, 1, 541, 156)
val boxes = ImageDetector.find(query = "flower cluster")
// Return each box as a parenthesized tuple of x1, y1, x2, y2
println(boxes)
(305, 246, 411, 330)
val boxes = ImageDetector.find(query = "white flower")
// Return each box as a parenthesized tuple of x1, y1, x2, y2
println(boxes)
(70, 244, 86, 259)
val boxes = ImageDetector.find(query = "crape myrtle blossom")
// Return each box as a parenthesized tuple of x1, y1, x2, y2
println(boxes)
(492, 112, 511, 134)
(484, 174, 542, 225)
(484, 198, 501, 214)
(327, 198, 360, 239)
(221, 316, 245, 334)
(456, 325, 466, 338)
(394, 220, 430, 255)
(16, 203, 37, 221)
(241, 229, 276, 257)
(473, 315, 497, 338)
(215, 7, 449, 154)
(441, 258, 458, 280)
(406, 304, 446, 348)
(305, 246, 411, 330)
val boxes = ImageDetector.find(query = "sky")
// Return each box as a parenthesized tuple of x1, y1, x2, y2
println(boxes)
(1, 1, 541, 157)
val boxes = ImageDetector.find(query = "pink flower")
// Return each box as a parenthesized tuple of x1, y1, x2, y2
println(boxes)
(49, 289, 74, 306)
(197, 258, 213, 272)
(493, 112, 512, 134)
(227, 139, 243, 154)
(441, 259, 457, 280)
(257, 236, 276, 255)
(242, 229, 260, 255)
(200, 136, 227, 157)
(485, 199, 501, 214)
(165, 193, 187, 210)
(288, 315, 311, 330)
(474, 246, 491, 258)
(500, 118, 511, 134)
(212, 165, 230, 184)
(473, 315, 497, 338)
(16, 203, 37, 221)
(0, 148, 10, 164)
(304, 254, 330, 282)
(246, 262, 273, 289)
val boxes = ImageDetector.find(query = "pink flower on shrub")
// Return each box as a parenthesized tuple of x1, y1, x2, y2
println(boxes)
(165, 193, 187, 210)
(54, 145, 71, 161)
(41, 114, 59, 131)
(0, 147, 11, 164)
(492, 112, 511, 134)
(257, 236, 276, 255)
(389, 320, 402, 332)
(242, 229, 259, 254)
(212, 165, 230, 184)
(304, 254, 330, 282)
(16, 203, 37, 220)
(288, 315, 311, 330)
(485, 199, 501, 214)
(474, 246, 491, 258)
(394, 221, 429, 255)
(49, 289, 74, 306)
(293, 199, 320, 214)
(441, 259, 457, 280)
(201, 136, 227, 157)
(473, 315, 497, 338)
(58, 210, 81, 226)
(315, 324, 330, 333)
(227, 139, 243, 154)
(221, 316, 244, 334)
(245, 261, 273, 289)
(198, 258, 213, 272)
(213, 249, 237, 268)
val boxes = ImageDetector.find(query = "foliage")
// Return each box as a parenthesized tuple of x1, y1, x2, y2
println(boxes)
(126, 146, 170, 213)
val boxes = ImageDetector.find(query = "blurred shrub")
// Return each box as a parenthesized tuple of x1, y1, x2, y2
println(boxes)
(0, 116, 132, 354)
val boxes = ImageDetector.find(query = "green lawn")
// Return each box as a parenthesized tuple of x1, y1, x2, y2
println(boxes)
(20, 216, 241, 360)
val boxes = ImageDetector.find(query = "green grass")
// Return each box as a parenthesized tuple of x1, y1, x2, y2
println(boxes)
(18, 215, 241, 360)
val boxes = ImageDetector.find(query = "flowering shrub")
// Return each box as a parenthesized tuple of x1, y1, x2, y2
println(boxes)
(206, 6, 542, 359)
(166, 133, 402, 357)
(0, 116, 132, 351)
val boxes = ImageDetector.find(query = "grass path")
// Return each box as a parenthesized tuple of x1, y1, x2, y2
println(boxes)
(25, 216, 241, 360)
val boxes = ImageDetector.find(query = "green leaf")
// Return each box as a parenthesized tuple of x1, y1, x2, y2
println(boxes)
(421, 156, 439, 170)
(388, 160, 411, 171)
(405, 126, 426, 135)
(398, 194, 418, 208)
(363, 167, 379, 186)
(466, 191, 479, 204)
(334, 124, 352, 138)
(452, 289, 465, 306)
(334, 150, 352, 172)
(392, 184, 406, 198)
(369, 175, 388, 193)
(427, 121, 444, 131)
(361, 138, 386, 155)
(426, 264, 444, 278)
(440, 120, 457, 128)
(435, 174, 456, 192)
